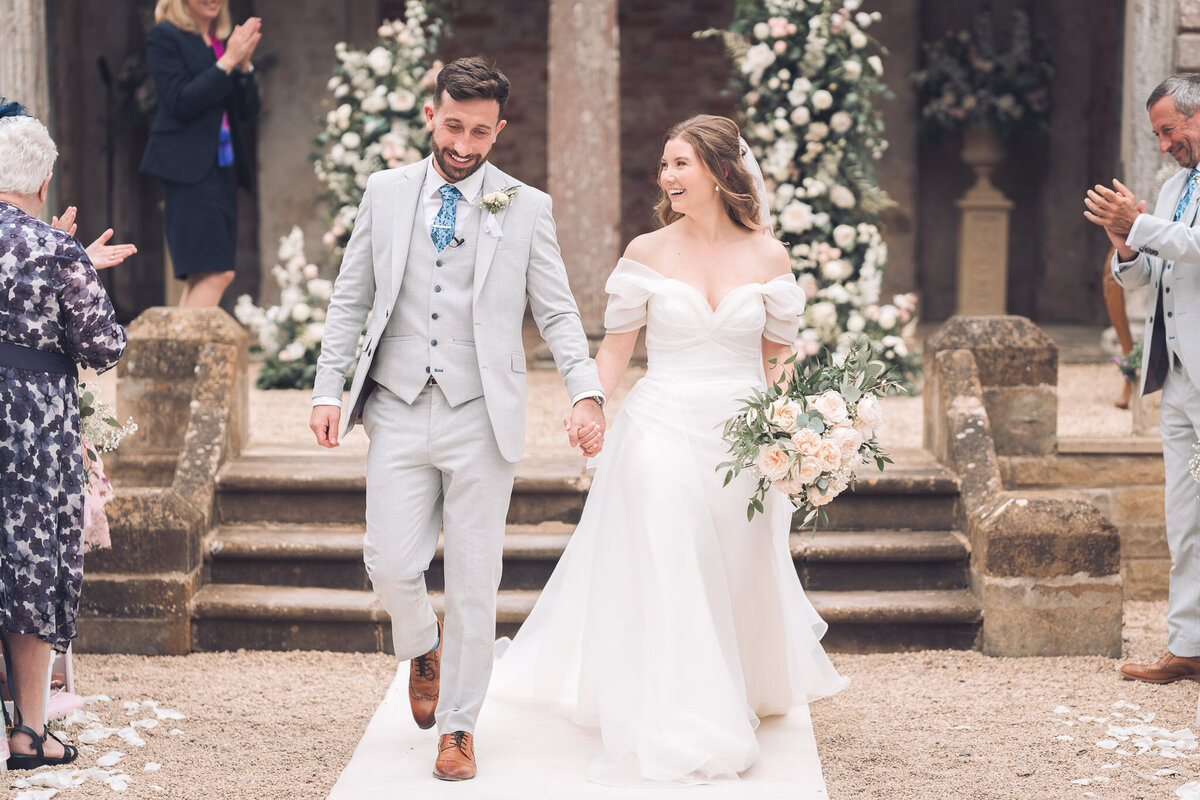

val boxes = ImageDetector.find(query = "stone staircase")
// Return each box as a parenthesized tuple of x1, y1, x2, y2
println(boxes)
(191, 449, 981, 653)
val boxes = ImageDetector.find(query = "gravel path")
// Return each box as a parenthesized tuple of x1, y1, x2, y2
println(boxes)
(3, 601, 1191, 799)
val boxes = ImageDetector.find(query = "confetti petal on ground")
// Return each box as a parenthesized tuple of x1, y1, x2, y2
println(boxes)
(1054, 706, 1071, 714)
(144, 762, 161, 772)
(1056, 735, 1074, 742)
(130, 719, 158, 730)
(1097, 740, 1119, 750)
(96, 751, 124, 767)
(153, 708, 187, 721)
(14, 790, 58, 800)
(82, 695, 111, 704)
(1177, 779, 1200, 800)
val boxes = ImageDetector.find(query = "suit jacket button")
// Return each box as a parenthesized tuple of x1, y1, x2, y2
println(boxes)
(425, 366, 430, 373)
(434, 285, 442, 292)
(431, 339, 438, 346)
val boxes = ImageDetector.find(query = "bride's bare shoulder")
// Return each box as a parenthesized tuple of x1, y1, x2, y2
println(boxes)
(751, 235, 791, 280)
(621, 227, 673, 269)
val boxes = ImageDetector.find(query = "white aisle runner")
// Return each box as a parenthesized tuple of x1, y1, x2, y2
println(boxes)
(329, 669, 831, 799)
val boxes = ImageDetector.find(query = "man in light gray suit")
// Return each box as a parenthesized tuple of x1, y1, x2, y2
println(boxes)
(1087, 73, 1200, 684)
(309, 57, 605, 780)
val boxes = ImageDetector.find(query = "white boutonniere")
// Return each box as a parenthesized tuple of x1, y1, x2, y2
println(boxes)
(480, 186, 519, 238)
(480, 186, 519, 214)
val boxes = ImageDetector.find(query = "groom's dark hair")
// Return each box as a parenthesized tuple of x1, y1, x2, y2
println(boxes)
(434, 57, 510, 119)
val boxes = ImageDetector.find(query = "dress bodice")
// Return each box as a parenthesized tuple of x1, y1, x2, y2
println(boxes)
(603, 258, 806, 384)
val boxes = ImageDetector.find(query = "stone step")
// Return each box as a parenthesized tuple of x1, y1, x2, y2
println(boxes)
(189, 584, 980, 654)
(214, 451, 960, 530)
(207, 525, 970, 592)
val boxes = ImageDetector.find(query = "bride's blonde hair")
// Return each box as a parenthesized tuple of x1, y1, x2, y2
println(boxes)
(155, 0, 232, 39)
(652, 115, 767, 233)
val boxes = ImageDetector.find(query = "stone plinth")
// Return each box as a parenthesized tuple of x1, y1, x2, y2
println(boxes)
(78, 338, 243, 654)
(926, 341, 1123, 656)
(116, 307, 248, 483)
(924, 316, 1058, 456)
(955, 129, 1014, 315)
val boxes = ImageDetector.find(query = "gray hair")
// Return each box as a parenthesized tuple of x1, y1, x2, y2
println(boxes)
(0, 114, 57, 195)
(1147, 74, 1200, 117)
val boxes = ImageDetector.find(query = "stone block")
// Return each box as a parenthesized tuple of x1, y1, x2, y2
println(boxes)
(74, 617, 190, 655)
(982, 385, 1057, 455)
(86, 489, 205, 575)
(1111, 486, 1166, 521)
(1124, 558, 1171, 601)
(118, 307, 249, 460)
(925, 316, 1057, 387)
(924, 349, 1002, 513)
(1000, 454, 1164, 488)
(1119, 521, 1170, 559)
(976, 573, 1123, 657)
(972, 491, 1120, 578)
(1183, 0, 1200, 31)
(1179, 33, 1200, 71)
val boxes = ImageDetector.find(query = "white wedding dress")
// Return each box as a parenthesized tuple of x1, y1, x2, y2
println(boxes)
(490, 258, 849, 785)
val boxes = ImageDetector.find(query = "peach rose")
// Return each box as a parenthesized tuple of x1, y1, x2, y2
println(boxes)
(815, 439, 842, 472)
(797, 457, 822, 485)
(856, 394, 883, 430)
(808, 485, 834, 507)
(773, 472, 805, 495)
(810, 390, 849, 425)
(828, 425, 864, 462)
(791, 426, 821, 457)
(769, 398, 803, 433)
(754, 444, 793, 482)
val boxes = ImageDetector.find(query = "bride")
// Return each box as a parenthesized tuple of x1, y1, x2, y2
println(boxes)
(491, 114, 848, 784)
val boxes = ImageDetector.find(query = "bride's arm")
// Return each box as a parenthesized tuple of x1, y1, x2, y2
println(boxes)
(596, 330, 639, 401)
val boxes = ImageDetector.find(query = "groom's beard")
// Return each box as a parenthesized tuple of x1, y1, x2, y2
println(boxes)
(432, 142, 485, 182)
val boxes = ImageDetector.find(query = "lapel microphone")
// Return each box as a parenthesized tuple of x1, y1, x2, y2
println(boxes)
(448, 236, 465, 248)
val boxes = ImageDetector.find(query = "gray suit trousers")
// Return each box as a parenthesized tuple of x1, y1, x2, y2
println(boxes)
(361, 383, 516, 734)
(1162, 363, 1200, 657)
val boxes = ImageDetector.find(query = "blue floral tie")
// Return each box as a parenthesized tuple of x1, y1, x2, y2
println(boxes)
(431, 184, 462, 252)
(1174, 169, 1200, 222)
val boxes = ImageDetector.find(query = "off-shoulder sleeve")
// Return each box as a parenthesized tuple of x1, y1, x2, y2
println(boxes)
(762, 275, 807, 345)
(603, 258, 659, 334)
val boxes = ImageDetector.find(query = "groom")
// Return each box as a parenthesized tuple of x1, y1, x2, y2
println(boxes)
(309, 57, 605, 780)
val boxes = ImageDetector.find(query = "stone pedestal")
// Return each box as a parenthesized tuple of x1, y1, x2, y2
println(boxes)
(924, 316, 1058, 457)
(115, 307, 249, 483)
(547, 0, 620, 335)
(955, 129, 1014, 315)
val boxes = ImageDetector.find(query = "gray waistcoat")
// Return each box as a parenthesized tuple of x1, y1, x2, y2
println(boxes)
(369, 207, 484, 407)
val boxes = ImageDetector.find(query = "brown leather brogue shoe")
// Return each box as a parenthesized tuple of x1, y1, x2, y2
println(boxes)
(1120, 652, 1200, 684)
(409, 620, 442, 729)
(433, 731, 476, 781)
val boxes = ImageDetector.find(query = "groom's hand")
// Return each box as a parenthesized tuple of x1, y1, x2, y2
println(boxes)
(567, 398, 605, 457)
(310, 405, 341, 448)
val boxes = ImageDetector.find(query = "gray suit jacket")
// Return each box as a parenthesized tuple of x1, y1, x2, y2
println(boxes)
(1114, 167, 1200, 395)
(313, 158, 602, 462)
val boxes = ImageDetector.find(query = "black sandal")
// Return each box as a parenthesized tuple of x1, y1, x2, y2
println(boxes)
(0, 628, 79, 770)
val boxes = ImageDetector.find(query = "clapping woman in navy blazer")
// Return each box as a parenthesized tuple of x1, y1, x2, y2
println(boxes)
(140, 0, 262, 307)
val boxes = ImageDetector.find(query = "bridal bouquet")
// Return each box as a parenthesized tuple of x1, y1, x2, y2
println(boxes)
(719, 338, 895, 529)
(79, 383, 138, 551)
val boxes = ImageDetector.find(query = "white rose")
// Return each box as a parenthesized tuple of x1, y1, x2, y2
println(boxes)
(388, 89, 416, 112)
(291, 304, 311, 323)
(845, 0, 861, 9)
(821, 259, 852, 282)
(850, 31, 868, 48)
(310, 306, 326, 322)
(780, 202, 814, 233)
(811, 89, 834, 110)
(790, 106, 811, 126)
(362, 91, 388, 114)
(754, 21, 771, 40)
(811, 390, 850, 425)
(830, 185, 856, 208)
(878, 305, 898, 330)
(832, 224, 857, 249)
(810, 301, 837, 329)
(868, 55, 883, 75)
(807, 122, 829, 141)
(830, 110, 853, 133)
(856, 394, 883, 430)
(855, 12, 872, 28)
(366, 46, 393, 76)
(303, 263, 319, 280)
(378, 24, 395, 37)
(774, 117, 790, 133)
(847, 312, 865, 333)
(768, 77, 781, 90)
(843, 60, 862, 81)
(336, 104, 352, 126)
(791, 426, 821, 458)
(334, 84, 351, 98)
(754, 444, 794, 482)
(797, 457, 822, 485)
(341, 131, 361, 150)
(307, 278, 334, 300)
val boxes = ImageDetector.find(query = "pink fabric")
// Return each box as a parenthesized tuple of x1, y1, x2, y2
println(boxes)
(209, 37, 232, 142)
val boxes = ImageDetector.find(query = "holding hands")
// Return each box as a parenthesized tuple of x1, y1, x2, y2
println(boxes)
(51, 206, 138, 269)
(217, 16, 262, 73)
(565, 398, 605, 458)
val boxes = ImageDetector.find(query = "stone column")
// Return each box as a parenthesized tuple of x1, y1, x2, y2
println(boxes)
(547, 0, 620, 335)
(955, 130, 1014, 315)
(0, 0, 50, 119)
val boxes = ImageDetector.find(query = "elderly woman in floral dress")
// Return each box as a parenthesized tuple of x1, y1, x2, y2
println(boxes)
(0, 102, 126, 769)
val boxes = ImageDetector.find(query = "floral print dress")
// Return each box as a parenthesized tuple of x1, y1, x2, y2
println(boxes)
(0, 200, 126, 652)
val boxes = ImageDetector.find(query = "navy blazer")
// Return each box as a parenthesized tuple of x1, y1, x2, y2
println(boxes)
(139, 21, 261, 189)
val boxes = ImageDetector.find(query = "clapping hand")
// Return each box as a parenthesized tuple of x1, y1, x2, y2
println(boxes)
(221, 16, 262, 71)
(1084, 179, 1146, 235)
(52, 206, 137, 269)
